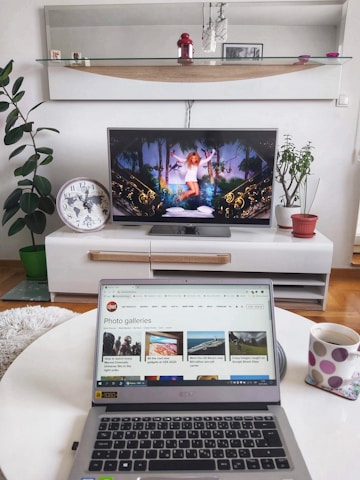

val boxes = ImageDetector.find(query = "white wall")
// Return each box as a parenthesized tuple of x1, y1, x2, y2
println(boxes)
(1, 0, 360, 268)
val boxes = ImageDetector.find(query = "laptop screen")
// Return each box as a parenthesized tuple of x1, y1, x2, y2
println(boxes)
(93, 279, 280, 406)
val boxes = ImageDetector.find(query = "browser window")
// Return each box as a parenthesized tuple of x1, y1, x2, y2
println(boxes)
(96, 283, 276, 388)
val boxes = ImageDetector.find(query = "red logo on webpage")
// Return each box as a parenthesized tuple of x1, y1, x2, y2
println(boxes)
(106, 301, 117, 312)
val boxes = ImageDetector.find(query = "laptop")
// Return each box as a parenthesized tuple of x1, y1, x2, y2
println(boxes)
(68, 278, 311, 480)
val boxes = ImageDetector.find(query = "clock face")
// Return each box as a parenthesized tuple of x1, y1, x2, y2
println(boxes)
(56, 177, 110, 232)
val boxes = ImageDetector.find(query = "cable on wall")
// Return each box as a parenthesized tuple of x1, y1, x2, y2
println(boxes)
(185, 100, 195, 128)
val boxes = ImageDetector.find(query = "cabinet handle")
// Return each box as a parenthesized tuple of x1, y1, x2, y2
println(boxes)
(89, 251, 149, 263)
(150, 253, 231, 265)
(88, 251, 231, 265)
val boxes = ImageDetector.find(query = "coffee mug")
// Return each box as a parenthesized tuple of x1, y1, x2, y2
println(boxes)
(308, 323, 360, 389)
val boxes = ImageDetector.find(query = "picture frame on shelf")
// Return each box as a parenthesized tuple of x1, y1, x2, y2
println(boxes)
(222, 43, 263, 60)
(71, 52, 82, 64)
(50, 49, 61, 60)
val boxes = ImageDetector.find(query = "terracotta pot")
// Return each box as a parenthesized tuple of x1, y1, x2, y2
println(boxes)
(291, 214, 318, 238)
(275, 205, 301, 229)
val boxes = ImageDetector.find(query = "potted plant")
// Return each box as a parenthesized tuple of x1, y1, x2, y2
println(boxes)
(0, 59, 59, 279)
(275, 134, 315, 229)
(291, 174, 320, 238)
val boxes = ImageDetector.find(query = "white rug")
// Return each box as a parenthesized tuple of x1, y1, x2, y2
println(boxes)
(0, 305, 78, 381)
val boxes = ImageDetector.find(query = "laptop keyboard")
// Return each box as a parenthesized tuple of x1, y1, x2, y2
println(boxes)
(89, 414, 291, 473)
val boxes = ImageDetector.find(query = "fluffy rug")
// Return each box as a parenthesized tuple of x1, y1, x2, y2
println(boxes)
(0, 305, 78, 381)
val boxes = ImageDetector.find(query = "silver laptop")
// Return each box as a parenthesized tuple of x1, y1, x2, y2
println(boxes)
(68, 278, 311, 480)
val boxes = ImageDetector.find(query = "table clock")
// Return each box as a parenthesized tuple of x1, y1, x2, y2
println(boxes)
(56, 177, 110, 232)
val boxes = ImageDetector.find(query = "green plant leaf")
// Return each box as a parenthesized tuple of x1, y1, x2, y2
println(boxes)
(28, 101, 45, 113)
(38, 196, 55, 214)
(22, 122, 34, 133)
(6, 108, 18, 124)
(12, 76, 24, 96)
(19, 154, 39, 176)
(25, 210, 46, 234)
(9, 144, 26, 159)
(2, 205, 20, 225)
(0, 60, 13, 85)
(20, 192, 39, 214)
(18, 179, 33, 187)
(4, 125, 24, 145)
(12, 90, 25, 104)
(33, 175, 51, 196)
(3, 188, 22, 210)
(36, 127, 60, 134)
(5, 117, 18, 134)
(40, 154, 53, 166)
(0, 101, 9, 112)
(0, 77, 10, 88)
(7, 217, 25, 236)
(36, 147, 53, 154)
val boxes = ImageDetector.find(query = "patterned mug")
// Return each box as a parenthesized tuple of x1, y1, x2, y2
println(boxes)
(308, 323, 360, 389)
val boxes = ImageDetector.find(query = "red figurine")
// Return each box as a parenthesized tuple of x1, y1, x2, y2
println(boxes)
(177, 33, 194, 64)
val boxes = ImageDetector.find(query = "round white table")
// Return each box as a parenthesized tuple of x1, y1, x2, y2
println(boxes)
(0, 308, 359, 480)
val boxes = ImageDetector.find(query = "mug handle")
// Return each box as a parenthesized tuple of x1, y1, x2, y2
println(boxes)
(347, 350, 360, 382)
(346, 351, 360, 383)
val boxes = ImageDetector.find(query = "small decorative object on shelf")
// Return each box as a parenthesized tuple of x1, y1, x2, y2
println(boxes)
(222, 43, 264, 60)
(215, 2, 228, 42)
(295, 54, 311, 65)
(177, 33, 194, 64)
(326, 52, 339, 58)
(50, 49, 61, 60)
(71, 52, 82, 65)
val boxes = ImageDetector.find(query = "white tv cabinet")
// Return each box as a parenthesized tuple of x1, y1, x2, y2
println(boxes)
(45, 225, 333, 310)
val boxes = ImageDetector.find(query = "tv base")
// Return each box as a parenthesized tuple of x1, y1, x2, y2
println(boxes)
(149, 225, 231, 237)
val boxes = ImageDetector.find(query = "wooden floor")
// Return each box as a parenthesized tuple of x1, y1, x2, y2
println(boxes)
(0, 261, 360, 334)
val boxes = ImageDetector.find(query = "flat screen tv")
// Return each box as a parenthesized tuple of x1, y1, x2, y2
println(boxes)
(108, 128, 277, 237)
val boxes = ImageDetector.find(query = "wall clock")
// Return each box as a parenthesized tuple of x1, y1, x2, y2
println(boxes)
(56, 177, 110, 232)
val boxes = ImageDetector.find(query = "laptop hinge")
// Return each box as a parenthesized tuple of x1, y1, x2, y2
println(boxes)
(100, 402, 279, 412)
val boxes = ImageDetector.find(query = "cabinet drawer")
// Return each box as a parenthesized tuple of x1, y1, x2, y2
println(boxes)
(45, 226, 151, 295)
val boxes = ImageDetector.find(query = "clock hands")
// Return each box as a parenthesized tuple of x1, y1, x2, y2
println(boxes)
(78, 187, 92, 211)
(82, 188, 90, 210)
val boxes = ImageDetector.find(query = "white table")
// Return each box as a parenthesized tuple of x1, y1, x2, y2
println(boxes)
(0, 308, 359, 480)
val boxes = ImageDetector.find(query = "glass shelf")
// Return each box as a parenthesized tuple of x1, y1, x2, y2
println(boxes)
(38, 55, 351, 91)
(36, 56, 352, 67)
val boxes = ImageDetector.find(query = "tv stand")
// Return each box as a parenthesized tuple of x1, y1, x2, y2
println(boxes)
(45, 225, 333, 310)
(149, 225, 231, 237)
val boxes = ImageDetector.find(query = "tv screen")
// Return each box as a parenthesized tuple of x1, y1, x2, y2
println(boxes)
(108, 128, 277, 236)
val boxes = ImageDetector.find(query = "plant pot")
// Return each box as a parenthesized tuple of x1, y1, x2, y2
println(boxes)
(19, 245, 47, 281)
(275, 205, 301, 229)
(291, 214, 318, 238)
